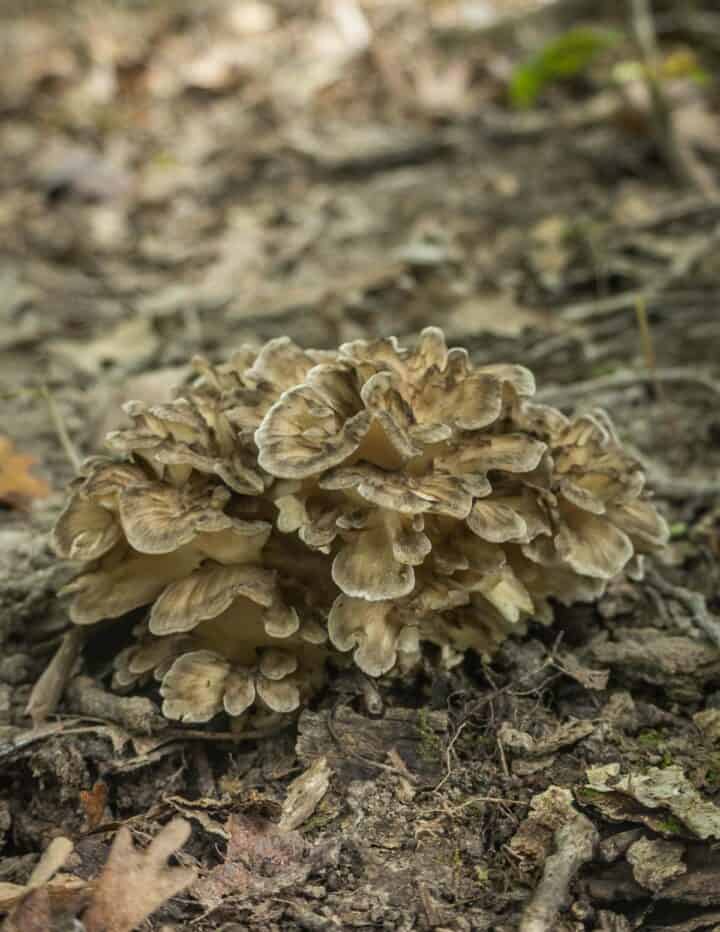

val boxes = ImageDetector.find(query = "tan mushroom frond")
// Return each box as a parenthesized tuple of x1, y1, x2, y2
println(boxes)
(53, 494, 122, 561)
(149, 563, 275, 636)
(332, 518, 419, 601)
(243, 336, 318, 393)
(61, 546, 201, 625)
(328, 595, 403, 677)
(53, 328, 668, 728)
(193, 522, 271, 565)
(321, 464, 474, 519)
(256, 675, 301, 713)
(160, 650, 230, 723)
(556, 506, 634, 580)
(117, 481, 236, 554)
(255, 384, 371, 479)
(224, 669, 256, 717)
(606, 500, 670, 551)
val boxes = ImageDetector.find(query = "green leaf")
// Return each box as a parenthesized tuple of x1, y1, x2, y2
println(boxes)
(509, 27, 622, 109)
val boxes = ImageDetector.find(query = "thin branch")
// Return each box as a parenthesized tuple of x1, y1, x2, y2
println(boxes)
(646, 568, 720, 649)
(562, 220, 720, 321)
(519, 810, 598, 932)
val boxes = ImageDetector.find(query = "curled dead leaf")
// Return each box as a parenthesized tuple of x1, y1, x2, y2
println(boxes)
(83, 818, 196, 932)
(0, 436, 49, 508)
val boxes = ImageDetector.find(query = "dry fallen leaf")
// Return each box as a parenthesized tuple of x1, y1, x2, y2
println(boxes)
(626, 836, 687, 892)
(582, 764, 720, 840)
(0, 836, 86, 920)
(1, 888, 51, 932)
(83, 818, 196, 932)
(194, 812, 338, 910)
(2, 820, 195, 932)
(80, 781, 109, 833)
(0, 436, 50, 508)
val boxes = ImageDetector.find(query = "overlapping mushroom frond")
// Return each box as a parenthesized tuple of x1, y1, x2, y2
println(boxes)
(53, 328, 668, 725)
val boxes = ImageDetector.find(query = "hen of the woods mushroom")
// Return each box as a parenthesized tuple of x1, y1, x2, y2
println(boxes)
(53, 329, 668, 727)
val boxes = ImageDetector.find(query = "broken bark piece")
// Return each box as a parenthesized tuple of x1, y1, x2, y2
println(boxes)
(296, 706, 447, 783)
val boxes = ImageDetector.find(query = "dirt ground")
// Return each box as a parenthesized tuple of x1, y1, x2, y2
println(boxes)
(2, 1, 720, 930)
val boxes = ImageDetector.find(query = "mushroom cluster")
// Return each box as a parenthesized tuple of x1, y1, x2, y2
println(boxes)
(53, 329, 668, 726)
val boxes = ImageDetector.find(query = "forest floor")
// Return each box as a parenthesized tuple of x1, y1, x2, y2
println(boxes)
(2, 1, 720, 930)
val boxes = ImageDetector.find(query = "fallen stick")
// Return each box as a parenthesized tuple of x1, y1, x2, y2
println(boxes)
(519, 810, 598, 932)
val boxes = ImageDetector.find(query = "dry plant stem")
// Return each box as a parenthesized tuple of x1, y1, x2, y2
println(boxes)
(41, 385, 81, 472)
(0, 720, 98, 762)
(634, 297, 664, 402)
(646, 568, 720, 649)
(424, 795, 529, 815)
(630, 0, 719, 200)
(434, 719, 470, 792)
(161, 724, 293, 743)
(519, 810, 599, 932)
(627, 197, 720, 231)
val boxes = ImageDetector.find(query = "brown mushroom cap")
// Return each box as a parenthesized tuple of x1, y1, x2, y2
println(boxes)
(53, 329, 668, 727)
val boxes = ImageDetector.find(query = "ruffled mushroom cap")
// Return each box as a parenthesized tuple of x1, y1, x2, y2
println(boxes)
(158, 643, 325, 723)
(53, 329, 668, 727)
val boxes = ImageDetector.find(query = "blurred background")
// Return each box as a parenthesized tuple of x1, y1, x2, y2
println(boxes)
(3, 0, 720, 504)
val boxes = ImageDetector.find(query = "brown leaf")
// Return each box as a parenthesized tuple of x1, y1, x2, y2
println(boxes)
(555, 651, 610, 691)
(194, 813, 337, 909)
(0, 436, 49, 508)
(1, 887, 52, 932)
(0, 838, 87, 922)
(83, 818, 196, 932)
(80, 782, 109, 833)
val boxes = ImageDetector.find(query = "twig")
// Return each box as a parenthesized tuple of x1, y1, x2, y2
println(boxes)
(634, 296, 664, 401)
(419, 883, 439, 928)
(646, 568, 720, 649)
(0, 719, 124, 762)
(66, 676, 168, 735)
(535, 366, 720, 405)
(433, 719, 470, 792)
(496, 736, 510, 778)
(425, 795, 529, 814)
(519, 810, 599, 932)
(41, 385, 81, 472)
(625, 196, 720, 231)
(477, 92, 621, 142)
(562, 221, 720, 321)
(630, 0, 719, 200)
